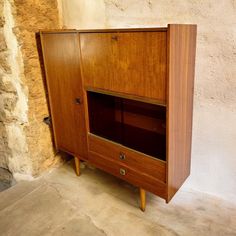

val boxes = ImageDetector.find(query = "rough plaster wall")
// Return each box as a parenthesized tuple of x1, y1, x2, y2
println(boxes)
(12, 0, 62, 176)
(60, 0, 236, 202)
(0, 0, 31, 178)
(0, 1, 10, 169)
(0, 0, 62, 179)
(60, 0, 106, 29)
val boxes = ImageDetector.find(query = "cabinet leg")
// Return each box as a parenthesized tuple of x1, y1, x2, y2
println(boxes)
(74, 157, 80, 176)
(140, 188, 146, 212)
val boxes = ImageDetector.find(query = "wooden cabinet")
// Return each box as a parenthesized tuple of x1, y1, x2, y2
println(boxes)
(40, 24, 197, 210)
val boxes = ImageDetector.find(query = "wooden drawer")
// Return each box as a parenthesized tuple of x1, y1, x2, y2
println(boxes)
(89, 150, 167, 199)
(80, 31, 167, 104)
(88, 134, 166, 183)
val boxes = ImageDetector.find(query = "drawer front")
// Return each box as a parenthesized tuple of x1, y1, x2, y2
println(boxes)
(88, 134, 166, 183)
(89, 151, 167, 199)
(80, 31, 167, 104)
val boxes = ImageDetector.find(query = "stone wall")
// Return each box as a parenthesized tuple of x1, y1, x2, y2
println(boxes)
(0, 0, 62, 179)
(0, 1, 10, 170)
(59, 0, 236, 203)
(0, 0, 30, 177)
(12, 0, 62, 176)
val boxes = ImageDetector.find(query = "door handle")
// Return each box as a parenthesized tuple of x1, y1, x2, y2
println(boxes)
(75, 98, 82, 104)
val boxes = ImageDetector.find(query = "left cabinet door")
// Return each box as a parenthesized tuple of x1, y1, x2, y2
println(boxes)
(40, 32, 88, 158)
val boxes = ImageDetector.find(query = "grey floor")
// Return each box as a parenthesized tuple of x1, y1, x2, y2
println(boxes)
(0, 161, 235, 236)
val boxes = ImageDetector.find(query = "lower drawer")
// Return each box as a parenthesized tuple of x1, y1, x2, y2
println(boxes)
(88, 150, 167, 199)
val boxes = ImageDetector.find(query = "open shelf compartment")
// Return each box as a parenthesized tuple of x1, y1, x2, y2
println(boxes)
(87, 91, 166, 161)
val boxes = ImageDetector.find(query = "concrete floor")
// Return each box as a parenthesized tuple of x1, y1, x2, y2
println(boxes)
(0, 161, 236, 236)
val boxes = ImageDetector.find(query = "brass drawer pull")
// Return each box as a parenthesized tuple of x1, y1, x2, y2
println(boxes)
(120, 168, 126, 176)
(119, 152, 126, 160)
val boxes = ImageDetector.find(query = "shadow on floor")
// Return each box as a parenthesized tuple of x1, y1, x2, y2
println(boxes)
(0, 168, 15, 192)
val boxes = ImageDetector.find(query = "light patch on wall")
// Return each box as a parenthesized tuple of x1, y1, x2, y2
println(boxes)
(3, 0, 28, 122)
(3, 0, 32, 178)
(5, 124, 32, 177)
(59, 0, 107, 29)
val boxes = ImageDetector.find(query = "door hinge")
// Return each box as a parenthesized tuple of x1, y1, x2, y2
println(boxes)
(43, 116, 51, 126)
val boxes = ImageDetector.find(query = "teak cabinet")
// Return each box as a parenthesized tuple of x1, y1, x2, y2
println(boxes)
(40, 24, 197, 211)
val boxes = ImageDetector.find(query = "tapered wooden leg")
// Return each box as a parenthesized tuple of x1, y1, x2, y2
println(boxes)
(140, 188, 146, 211)
(74, 157, 80, 176)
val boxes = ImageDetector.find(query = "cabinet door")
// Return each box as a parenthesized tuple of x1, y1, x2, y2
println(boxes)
(80, 31, 167, 104)
(40, 32, 88, 158)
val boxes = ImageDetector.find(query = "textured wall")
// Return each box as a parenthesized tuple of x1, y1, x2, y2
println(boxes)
(60, 0, 236, 202)
(0, 0, 30, 177)
(12, 0, 62, 176)
(0, 1, 10, 169)
(59, 0, 106, 29)
(0, 0, 62, 179)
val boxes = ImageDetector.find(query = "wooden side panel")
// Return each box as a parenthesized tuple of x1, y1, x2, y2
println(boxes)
(167, 24, 197, 201)
(80, 31, 167, 104)
(40, 32, 88, 158)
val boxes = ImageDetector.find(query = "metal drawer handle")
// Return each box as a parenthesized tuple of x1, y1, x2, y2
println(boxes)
(119, 152, 126, 160)
(120, 168, 126, 176)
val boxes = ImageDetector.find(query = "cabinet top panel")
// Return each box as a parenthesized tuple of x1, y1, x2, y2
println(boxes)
(39, 27, 168, 34)
(39, 24, 196, 34)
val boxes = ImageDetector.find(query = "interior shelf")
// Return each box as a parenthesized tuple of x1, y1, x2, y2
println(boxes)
(87, 91, 166, 161)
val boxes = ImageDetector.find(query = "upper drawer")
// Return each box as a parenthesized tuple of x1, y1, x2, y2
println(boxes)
(80, 31, 167, 104)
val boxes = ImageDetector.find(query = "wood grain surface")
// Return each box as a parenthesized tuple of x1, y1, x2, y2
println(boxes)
(40, 32, 88, 158)
(166, 24, 197, 202)
(80, 31, 167, 104)
(89, 150, 167, 199)
(89, 134, 166, 183)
